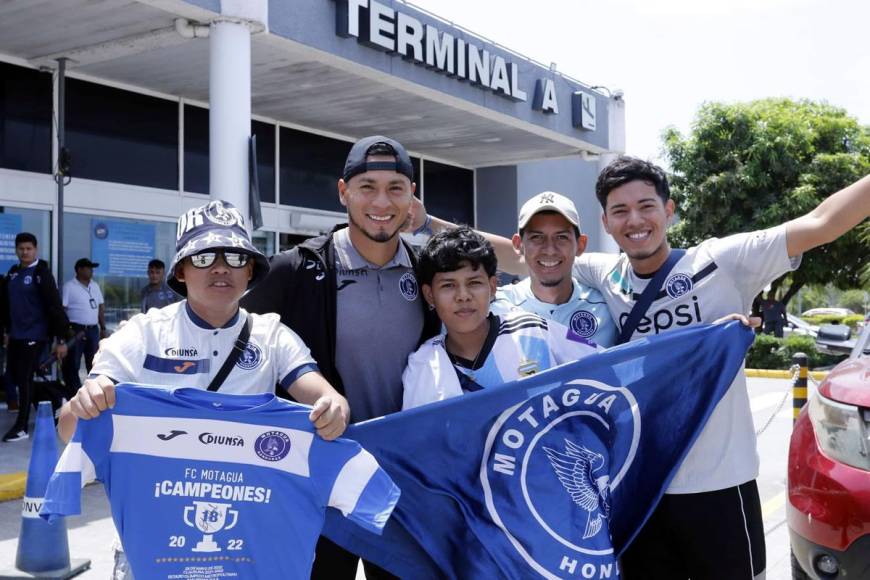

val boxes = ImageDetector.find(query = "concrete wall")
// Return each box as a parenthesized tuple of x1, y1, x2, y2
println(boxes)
(267, 0, 610, 150)
(516, 157, 608, 251)
(476, 165, 518, 238)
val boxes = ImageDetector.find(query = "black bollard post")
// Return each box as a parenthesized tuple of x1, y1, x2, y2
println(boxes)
(792, 352, 808, 423)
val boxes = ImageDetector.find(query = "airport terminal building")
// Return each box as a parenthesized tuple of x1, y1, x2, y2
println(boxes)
(0, 0, 625, 324)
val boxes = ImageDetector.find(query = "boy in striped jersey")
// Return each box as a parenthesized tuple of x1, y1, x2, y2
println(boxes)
(402, 227, 599, 410)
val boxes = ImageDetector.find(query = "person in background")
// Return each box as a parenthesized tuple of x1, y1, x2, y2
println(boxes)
(0, 232, 70, 442)
(140, 258, 179, 313)
(758, 291, 787, 337)
(62, 258, 106, 393)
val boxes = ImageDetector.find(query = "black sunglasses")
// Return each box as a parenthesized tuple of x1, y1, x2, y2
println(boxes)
(188, 251, 251, 269)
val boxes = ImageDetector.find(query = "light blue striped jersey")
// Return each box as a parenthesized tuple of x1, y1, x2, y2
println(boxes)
(41, 386, 399, 580)
(403, 312, 600, 409)
(491, 277, 617, 347)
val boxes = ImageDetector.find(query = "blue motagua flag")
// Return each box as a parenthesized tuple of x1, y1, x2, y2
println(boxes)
(324, 322, 754, 579)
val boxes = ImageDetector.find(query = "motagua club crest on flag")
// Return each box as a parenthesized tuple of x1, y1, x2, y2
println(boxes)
(481, 380, 638, 579)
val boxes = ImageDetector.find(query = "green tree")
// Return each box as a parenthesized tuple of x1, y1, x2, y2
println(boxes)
(663, 99, 870, 305)
(838, 289, 868, 313)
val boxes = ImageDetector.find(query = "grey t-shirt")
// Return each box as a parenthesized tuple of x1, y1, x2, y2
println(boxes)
(141, 282, 180, 313)
(333, 229, 424, 422)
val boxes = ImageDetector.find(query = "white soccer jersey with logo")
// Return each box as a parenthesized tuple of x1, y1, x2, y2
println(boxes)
(491, 277, 618, 347)
(573, 225, 800, 493)
(402, 312, 600, 410)
(90, 301, 318, 394)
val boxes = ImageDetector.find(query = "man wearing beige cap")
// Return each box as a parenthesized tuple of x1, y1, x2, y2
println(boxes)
(490, 191, 617, 347)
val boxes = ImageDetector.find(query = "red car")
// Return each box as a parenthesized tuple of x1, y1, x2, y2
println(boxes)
(788, 323, 870, 579)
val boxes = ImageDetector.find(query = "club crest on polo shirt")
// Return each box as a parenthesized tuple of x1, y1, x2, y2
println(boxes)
(23, 275, 32, 285)
(482, 380, 639, 578)
(569, 310, 598, 338)
(399, 272, 419, 301)
(236, 341, 263, 371)
(665, 273, 693, 299)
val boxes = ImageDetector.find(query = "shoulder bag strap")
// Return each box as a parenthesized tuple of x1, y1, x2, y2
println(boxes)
(207, 316, 252, 392)
(615, 249, 686, 345)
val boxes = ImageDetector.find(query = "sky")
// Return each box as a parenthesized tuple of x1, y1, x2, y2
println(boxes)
(410, 0, 870, 165)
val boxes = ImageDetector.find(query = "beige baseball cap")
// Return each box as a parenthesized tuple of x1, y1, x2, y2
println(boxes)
(517, 191, 581, 231)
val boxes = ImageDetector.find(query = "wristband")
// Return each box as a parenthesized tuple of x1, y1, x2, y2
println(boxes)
(412, 214, 433, 237)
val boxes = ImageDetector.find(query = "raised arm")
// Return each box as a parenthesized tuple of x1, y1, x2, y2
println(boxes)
(406, 196, 528, 275)
(785, 174, 870, 257)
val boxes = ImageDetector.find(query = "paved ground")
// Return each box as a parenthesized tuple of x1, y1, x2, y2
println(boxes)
(0, 377, 803, 579)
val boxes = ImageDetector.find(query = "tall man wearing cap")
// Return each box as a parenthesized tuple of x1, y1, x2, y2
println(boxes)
(1, 232, 70, 442)
(242, 135, 440, 579)
(60, 200, 350, 578)
(490, 191, 617, 347)
(61, 257, 106, 392)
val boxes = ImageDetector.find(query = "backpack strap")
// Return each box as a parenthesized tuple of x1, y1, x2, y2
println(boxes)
(616, 249, 686, 345)
(207, 316, 252, 392)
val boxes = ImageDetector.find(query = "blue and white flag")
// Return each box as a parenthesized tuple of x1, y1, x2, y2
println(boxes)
(324, 322, 754, 579)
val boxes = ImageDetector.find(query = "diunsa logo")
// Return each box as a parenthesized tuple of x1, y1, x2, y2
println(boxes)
(481, 380, 639, 579)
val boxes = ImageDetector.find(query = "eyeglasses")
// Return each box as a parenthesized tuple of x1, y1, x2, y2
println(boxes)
(188, 251, 251, 269)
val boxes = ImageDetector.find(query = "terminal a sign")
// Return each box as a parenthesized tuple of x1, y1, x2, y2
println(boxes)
(334, 0, 596, 131)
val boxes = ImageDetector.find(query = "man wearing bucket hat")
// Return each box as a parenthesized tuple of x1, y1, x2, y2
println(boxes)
(242, 135, 441, 579)
(59, 200, 351, 579)
(491, 191, 617, 347)
(60, 199, 348, 439)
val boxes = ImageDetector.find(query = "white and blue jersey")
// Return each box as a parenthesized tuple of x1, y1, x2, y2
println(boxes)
(41, 386, 400, 580)
(90, 301, 318, 394)
(402, 312, 600, 410)
(491, 277, 617, 347)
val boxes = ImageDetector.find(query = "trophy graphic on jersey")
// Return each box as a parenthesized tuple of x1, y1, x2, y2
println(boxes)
(183, 501, 239, 552)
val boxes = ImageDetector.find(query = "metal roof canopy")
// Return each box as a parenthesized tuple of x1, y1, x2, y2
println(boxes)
(0, 0, 612, 168)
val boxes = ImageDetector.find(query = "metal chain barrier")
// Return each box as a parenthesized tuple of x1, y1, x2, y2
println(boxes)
(755, 364, 799, 436)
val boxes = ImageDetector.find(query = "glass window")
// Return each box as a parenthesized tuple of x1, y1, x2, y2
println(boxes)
(252, 121, 275, 204)
(251, 230, 275, 258)
(63, 213, 177, 330)
(0, 206, 52, 274)
(185, 108, 276, 202)
(423, 161, 474, 226)
(0, 62, 52, 174)
(278, 232, 312, 252)
(183, 104, 209, 194)
(279, 127, 349, 212)
(67, 79, 178, 189)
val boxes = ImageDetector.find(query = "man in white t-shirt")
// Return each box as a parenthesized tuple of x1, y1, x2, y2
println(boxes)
(490, 191, 617, 347)
(61, 258, 106, 391)
(568, 158, 868, 579)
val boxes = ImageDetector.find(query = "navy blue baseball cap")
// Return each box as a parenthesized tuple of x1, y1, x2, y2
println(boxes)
(168, 200, 269, 296)
(342, 135, 415, 182)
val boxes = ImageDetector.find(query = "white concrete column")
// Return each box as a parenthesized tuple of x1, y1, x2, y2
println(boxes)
(209, 18, 251, 215)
